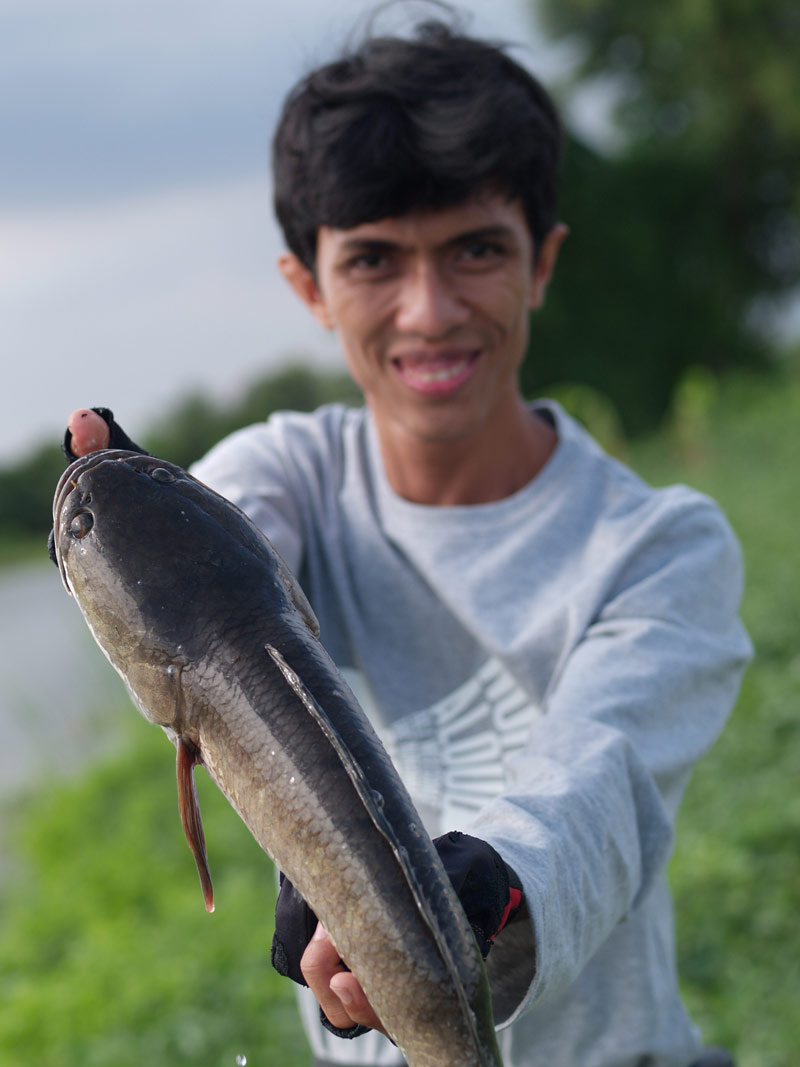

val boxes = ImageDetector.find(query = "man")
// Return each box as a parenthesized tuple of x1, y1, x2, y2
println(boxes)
(64, 15, 750, 1067)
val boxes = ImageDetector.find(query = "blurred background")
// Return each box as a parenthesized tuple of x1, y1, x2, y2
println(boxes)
(1, 0, 798, 1064)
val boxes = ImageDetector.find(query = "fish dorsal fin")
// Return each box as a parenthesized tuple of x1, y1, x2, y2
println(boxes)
(264, 642, 487, 1060)
(273, 553, 320, 638)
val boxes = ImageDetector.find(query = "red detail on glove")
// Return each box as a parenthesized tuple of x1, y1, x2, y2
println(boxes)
(492, 886, 523, 941)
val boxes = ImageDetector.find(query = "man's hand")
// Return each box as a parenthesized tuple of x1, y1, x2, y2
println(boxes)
(300, 924, 388, 1038)
(61, 407, 147, 462)
(271, 832, 524, 1040)
(49, 407, 149, 566)
(67, 408, 110, 456)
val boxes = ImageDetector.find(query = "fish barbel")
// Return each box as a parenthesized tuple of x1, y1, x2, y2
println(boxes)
(52, 449, 503, 1067)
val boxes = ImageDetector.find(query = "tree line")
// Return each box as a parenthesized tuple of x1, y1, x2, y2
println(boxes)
(522, 0, 798, 433)
(0, 366, 360, 549)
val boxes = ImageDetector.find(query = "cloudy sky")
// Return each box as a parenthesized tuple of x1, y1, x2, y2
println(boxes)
(2, 0, 583, 465)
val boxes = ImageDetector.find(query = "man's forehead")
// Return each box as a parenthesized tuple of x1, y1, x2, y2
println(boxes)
(317, 194, 530, 251)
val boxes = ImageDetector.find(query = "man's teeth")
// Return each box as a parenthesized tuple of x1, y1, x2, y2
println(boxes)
(405, 360, 468, 382)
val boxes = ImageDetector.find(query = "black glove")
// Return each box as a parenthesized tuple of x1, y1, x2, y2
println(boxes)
(271, 831, 524, 984)
(49, 407, 150, 566)
(270, 872, 320, 985)
(271, 871, 371, 1040)
(434, 830, 524, 958)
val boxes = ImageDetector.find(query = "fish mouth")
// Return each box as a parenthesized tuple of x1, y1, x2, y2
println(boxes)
(52, 449, 143, 592)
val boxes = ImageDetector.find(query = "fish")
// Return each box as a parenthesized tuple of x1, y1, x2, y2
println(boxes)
(52, 448, 503, 1067)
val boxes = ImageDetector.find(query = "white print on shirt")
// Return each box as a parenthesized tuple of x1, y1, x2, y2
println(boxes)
(297, 984, 406, 1065)
(342, 657, 542, 834)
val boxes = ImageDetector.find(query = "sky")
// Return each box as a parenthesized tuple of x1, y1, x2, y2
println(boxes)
(1, 0, 590, 466)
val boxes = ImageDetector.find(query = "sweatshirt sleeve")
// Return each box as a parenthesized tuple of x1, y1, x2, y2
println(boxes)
(469, 495, 752, 1024)
(189, 419, 307, 574)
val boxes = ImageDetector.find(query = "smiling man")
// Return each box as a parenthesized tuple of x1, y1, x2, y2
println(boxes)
(64, 13, 749, 1067)
(279, 197, 565, 506)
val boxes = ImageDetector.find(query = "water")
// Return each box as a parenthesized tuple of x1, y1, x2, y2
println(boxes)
(0, 561, 128, 798)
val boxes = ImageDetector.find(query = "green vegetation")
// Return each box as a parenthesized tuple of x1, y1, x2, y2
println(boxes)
(0, 717, 309, 1067)
(0, 364, 361, 566)
(631, 367, 800, 1066)
(522, 0, 799, 434)
(0, 442, 65, 564)
(143, 364, 361, 472)
(1, 363, 797, 1065)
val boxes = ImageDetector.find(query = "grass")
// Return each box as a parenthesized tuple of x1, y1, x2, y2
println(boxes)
(0, 366, 797, 1065)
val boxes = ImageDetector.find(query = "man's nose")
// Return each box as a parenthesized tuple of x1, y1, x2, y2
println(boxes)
(394, 263, 469, 336)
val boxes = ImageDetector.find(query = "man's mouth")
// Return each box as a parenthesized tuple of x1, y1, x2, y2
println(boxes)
(392, 351, 480, 394)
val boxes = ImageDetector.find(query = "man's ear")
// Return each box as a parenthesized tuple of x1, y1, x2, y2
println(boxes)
(529, 223, 569, 310)
(278, 253, 334, 329)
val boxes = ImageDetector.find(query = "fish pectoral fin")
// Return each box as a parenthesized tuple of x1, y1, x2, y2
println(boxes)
(176, 736, 215, 914)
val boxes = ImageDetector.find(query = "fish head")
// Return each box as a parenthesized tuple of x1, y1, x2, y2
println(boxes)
(52, 449, 318, 730)
(52, 450, 208, 726)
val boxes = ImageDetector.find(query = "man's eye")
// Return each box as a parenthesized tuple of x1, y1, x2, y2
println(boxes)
(462, 240, 504, 261)
(342, 249, 392, 275)
(352, 253, 386, 270)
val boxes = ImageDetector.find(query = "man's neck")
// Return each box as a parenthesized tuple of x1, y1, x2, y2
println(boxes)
(373, 400, 557, 507)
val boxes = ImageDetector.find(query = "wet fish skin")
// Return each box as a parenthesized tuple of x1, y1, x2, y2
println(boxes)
(53, 449, 503, 1067)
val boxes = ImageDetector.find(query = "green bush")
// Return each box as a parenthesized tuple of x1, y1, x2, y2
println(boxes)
(0, 363, 360, 562)
(0, 718, 308, 1067)
(631, 365, 800, 1066)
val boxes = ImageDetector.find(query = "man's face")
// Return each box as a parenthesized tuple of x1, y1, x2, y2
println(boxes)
(281, 194, 563, 447)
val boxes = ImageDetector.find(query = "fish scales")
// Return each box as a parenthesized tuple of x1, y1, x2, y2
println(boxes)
(52, 449, 503, 1067)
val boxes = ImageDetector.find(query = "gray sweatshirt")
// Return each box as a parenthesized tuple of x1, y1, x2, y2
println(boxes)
(191, 400, 752, 1067)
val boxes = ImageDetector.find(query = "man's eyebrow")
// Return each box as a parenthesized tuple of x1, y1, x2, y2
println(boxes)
(336, 225, 517, 254)
(446, 225, 516, 247)
(336, 237, 398, 255)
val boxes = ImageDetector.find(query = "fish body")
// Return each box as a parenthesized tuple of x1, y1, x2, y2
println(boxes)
(53, 449, 503, 1067)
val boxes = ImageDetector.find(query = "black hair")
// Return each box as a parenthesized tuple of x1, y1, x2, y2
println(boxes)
(272, 13, 563, 268)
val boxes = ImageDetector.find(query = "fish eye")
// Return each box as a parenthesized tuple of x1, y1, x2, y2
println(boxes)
(69, 511, 94, 538)
(150, 467, 176, 484)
